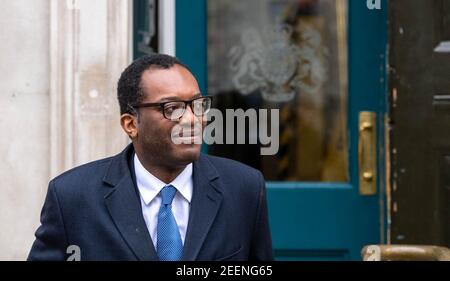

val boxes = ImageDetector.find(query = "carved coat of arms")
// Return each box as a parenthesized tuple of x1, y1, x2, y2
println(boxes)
(229, 24, 329, 103)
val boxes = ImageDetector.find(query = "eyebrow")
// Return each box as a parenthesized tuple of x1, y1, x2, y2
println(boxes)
(156, 93, 202, 103)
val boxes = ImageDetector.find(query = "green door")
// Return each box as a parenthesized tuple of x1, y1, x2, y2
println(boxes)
(135, 0, 388, 261)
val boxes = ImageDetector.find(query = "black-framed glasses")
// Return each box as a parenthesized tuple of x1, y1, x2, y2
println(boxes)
(132, 95, 213, 121)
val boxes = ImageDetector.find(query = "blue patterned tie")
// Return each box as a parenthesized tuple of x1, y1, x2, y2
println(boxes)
(156, 185, 183, 261)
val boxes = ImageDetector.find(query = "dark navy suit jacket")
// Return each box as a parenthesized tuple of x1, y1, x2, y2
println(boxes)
(28, 144, 273, 261)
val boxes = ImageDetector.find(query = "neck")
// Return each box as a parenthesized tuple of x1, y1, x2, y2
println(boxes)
(134, 152, 186, 184)
(143, 161, 185, 184)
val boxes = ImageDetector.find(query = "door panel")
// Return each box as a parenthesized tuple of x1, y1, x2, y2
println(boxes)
(206, 0, 349, 183)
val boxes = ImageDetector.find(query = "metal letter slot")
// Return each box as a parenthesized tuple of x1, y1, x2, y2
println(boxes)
(359, 112, 377, 195)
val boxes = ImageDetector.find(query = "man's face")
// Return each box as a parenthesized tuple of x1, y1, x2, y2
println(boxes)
(134, 64, 204, 168)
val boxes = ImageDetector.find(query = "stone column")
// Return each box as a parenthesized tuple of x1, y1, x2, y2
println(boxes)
(49, 0, 130, 177)
(0, 0, 131, 260)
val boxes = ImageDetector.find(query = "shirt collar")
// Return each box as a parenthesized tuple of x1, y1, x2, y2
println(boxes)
(134, 153, 193, 205)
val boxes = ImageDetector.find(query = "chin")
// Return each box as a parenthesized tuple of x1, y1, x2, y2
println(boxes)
(174, 144, 201, 163)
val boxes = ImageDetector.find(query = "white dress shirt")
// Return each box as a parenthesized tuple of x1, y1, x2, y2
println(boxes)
(134, 154, 193, 248)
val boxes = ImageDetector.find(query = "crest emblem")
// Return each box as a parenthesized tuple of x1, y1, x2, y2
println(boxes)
(229, 24, 329, 103)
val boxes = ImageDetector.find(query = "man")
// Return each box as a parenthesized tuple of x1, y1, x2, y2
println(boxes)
(28, 54, 273, 261)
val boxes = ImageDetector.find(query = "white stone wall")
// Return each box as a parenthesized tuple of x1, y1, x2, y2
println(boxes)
(0, 0, 130, 260)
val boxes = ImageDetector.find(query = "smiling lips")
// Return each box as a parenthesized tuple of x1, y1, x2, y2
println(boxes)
(177, 128, 201, 137)
(171, 127, 203, 144)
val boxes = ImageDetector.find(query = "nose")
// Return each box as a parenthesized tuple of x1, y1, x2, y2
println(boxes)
(179, 103, 196, 125)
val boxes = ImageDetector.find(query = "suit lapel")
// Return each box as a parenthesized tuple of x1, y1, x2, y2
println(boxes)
(103, 145, 158, 261)
(102, 146, 223, 261)
(182, 155, 222, 261)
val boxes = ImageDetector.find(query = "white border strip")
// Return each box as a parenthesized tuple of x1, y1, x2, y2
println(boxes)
(159, 0, 176, 56)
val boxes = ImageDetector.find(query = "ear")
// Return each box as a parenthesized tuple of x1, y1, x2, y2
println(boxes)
(120, 113, 138, 139)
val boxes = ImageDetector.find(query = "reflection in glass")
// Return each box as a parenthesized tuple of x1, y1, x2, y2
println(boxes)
(207, 0, 348, 182)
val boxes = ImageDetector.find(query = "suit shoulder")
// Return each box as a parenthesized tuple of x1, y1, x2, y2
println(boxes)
(50, 156, 114, 191)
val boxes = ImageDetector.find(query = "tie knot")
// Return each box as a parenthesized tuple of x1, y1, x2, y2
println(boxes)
(161, 185, 177, 205)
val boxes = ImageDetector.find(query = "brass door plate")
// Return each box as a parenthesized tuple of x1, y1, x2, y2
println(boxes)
(359, 112, 377, 195)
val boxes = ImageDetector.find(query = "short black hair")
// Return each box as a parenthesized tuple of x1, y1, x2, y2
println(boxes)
(117, 53, 189, 115)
